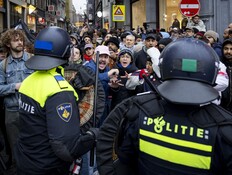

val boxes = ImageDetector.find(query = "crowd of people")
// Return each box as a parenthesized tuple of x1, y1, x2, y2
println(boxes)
(0, 14, 231, 175)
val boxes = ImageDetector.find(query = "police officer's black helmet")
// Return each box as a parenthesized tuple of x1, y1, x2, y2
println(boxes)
(157, 38, 219, 105)
(26, 26, 71, 70)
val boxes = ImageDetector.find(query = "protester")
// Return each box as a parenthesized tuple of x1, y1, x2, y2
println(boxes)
(84, 45, 119, 124)
(83, 43, 95, 63)
(0, 29, 33, 172)
(220, 38, 232, 111)
(135, 33, 160, 69)
(84, 45, 119, 174)
(69, 46, 83, 64)
(110, 48, 143, 110)
(204, 30, 222, 58)
(70, 33, 79, 46)
(120, 34, 136, 53)
(104, 37, 120, 69)
(157, 38, 172, 52)
(186, 14, 206, 32)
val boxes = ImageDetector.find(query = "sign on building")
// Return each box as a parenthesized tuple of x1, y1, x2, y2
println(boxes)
(179, 0, 200, 17)
(112, 5, 125, 22)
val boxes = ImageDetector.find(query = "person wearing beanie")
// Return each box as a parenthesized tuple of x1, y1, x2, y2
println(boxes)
(195, 31, 205, 40)
(204, 30, 218, 42)
(158, 38, 173, 52)
(105, 37, 120, 49)
(204, 30, 222, 58)
(105, 37, 120, 69)
(110, 48, 143, 110)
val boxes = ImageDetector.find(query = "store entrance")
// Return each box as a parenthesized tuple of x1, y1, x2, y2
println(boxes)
(159, 0, 188, 31)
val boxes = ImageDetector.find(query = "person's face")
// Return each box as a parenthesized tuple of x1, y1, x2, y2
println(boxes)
(107, 42, 118, 52)
(146, 61, 153, 74)
(85, 47, 94, 56)
(192, 16, 200, 24)
(171, 32, 180, 39)
(136, 38, 142, 43)
(223, 43, 232, 61)
(158, 44, 166, 52)
(9, 34, 24, 53)
(71, 37, 77, 45)
(119, 53, 132, 68)
(223, 28, 230, 40)
(104, 34, 112, 41)
(125, 36, 135, 48)
(228, 23, 232, 29)
(195, 34, 203, 40)
(84, 37, 91, 44)
(185, 30, 194, 37)
(72, 47, 81, 62)
(145, 38, 156, 48)
(98, 54, 109, 70)
(205, 36, 215, 44)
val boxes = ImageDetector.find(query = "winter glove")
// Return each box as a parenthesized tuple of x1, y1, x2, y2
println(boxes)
(147, 47, 161, 78)
(87, 128, 99, 141)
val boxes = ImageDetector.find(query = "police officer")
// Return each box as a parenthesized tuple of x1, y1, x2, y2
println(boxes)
(97, 38, 232, 175)
(14, 26, 98, 175)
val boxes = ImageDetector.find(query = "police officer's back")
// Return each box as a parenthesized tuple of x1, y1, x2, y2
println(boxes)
(100, 38, 232, 175)
(14, 27, 98, 175)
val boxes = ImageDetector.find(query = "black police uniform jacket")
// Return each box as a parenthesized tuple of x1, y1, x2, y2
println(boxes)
(118, 96, 232, 175)
(14, 67, 95, 174)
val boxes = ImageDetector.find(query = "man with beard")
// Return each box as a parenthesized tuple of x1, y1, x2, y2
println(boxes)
(134, 33, 160, 69)
(0, 29, 33, 172)
(84, 45, 119, 125)
(104, 37, 120, 69)
(84, 46, 119, 174)
(220, 39, 232, 111)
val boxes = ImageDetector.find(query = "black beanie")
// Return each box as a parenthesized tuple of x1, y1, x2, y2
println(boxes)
(105, 37, 120, 49)
(158, 38, 173, 46)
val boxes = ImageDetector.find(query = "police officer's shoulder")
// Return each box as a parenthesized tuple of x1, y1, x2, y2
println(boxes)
(125, 91, 164, 121)
(215, 105, 232, 146)
(190, 104, 232, 145)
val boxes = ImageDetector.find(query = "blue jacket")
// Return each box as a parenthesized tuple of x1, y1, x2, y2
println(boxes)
(84, 60, 110, 98)
(0, 52, 33, 111)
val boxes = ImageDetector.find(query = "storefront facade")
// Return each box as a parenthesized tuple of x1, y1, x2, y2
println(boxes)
(122, 0, 232, 39)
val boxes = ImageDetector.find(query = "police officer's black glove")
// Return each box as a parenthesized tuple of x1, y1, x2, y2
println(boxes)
(86, 128, 99, 141)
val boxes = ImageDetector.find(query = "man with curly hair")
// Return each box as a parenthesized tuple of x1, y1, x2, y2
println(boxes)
(0, 29, 33, 171)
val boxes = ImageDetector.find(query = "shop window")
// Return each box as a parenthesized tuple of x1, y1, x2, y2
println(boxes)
(10, 3, 24, 27)
(160, 0, 186, 31)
